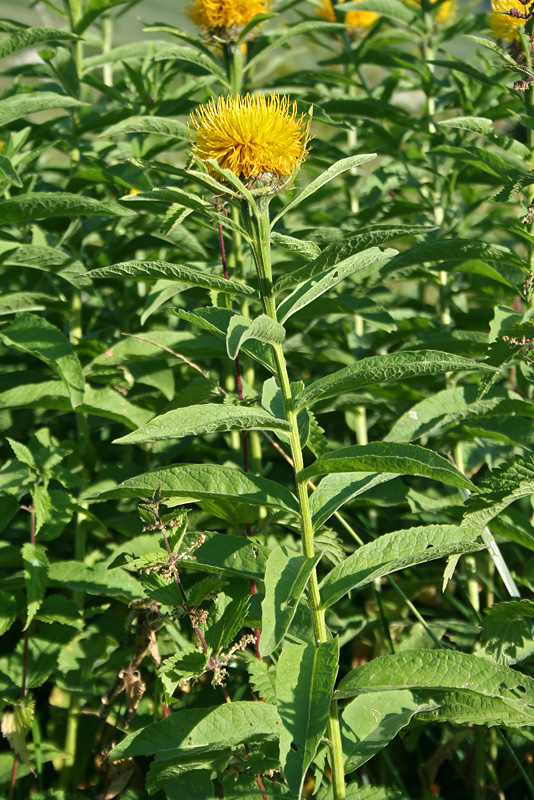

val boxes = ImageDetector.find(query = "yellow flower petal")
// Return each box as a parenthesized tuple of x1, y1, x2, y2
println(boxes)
(189, 93, 307, 180)
(490, 0, 526, 42)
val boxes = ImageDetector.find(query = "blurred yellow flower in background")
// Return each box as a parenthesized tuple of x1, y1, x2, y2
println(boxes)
(188, 0, 270, 30)
(189, 94, 307, 180)
(317, 0, 379, 29)
(317, 0, 454, 27)
(490, 0, 526, 42)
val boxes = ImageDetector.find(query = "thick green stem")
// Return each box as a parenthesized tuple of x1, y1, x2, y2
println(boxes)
(253, 199, 345, 800)
(102, 12, 113, 87)
(353, 315, 368, 446)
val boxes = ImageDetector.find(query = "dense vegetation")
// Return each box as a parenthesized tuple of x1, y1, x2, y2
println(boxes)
(2, 0, 534, 798)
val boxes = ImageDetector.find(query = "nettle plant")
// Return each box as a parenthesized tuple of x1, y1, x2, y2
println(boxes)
(4, 0, 534, 798)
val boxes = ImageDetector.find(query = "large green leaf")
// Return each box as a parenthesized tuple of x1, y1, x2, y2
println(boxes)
(90, 464, 299, 515)
(337, 650, 534, 722)
(299, 442, 474, 490)
(385, 386, 534, 443)
(114, 531, 270, 580)
(341, 690, 436, 773)
(319, 524, 483, 609)
(109, 701, 281, 760)
(260, 546, 321, 657)
(276, 639, 339, 796)
(277, 247, 396, 323)
(273, 225, 434, 295)
(47, 561, 142, 602)
(0, 27, 78, 58)
(113, 404, 292, 444)
(390, 239, 526, 270)
(296, 351, 495, 410)
(0, 92, 85, 127)
(102, 115, 188, 139)
(0, 193, 130, 222)
(0, 313, 84, 407)
(272, 155, 377, 224)
(0, 381, 152, 428)
(89, 260, 255, 296)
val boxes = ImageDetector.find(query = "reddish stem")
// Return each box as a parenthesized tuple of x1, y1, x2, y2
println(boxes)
(8, 756, 18, 800)
(216, 220, 261, 658)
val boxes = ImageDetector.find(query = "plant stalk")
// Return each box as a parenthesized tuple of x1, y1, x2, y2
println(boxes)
(253, 198, 345, 800)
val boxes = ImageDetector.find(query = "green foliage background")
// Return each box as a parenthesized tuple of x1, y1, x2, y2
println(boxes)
(2, 0, 534, 799)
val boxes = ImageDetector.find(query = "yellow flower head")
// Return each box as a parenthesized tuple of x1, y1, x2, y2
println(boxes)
(188, 0, 270, 30)
(189, 94, 308, 182)
(317, 0, 379, 29)
(413, 0, 454, 22)
(490, 0, 526, 42)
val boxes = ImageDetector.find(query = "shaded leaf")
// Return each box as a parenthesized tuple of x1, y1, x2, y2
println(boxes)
(260, 546, 322, 657)
(276, 639, 339, 796)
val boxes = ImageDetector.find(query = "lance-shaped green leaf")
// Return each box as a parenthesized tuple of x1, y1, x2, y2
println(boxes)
(298, 442, 474, 490)
(90, 464, 299, 515)
(0, 155, 21, 187)
(0, 193, 130, 223)
(272, 154, 376, 225)
(109, 701, 281, 761)
(438, 116, 494, 136)
(319, 524, 484, 609)
(276, 639, 339, 797)
(102, 115, 188, 139)
(341, 690, 437, 773)
(311, 473, 398, 530)
(390, 238, 526, 270)
(22, 543, 48, 630)
(226, 314, 285, 360)
(277, 247, 396, 324)
(0, 92, 86, 127)
(274, 224, 434, 295)
(0, 313, 84, 407)
(260, 546, 322, 657)
(323, 98, 422, 131)
(0, 27, 78, 58)
(113, 404, 292, 444)
(385, 386, 534, 444)
(154, 44, 228, 83)
(89, 260, 255, 296)
(337, 650, 534, 724)
(271, 231, 321, 260)
(296, 351, 495, 410)
(83, 39, 175, 69)
(418, 690, 534, 728)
